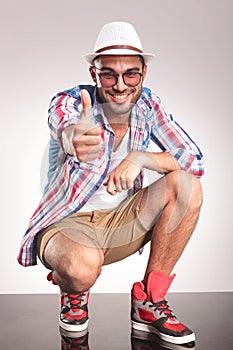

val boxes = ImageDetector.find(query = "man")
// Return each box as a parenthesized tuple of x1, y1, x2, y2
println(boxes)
(18, 21, 204, 346)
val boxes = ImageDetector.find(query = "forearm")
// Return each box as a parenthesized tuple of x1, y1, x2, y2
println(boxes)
(105, 151, 180, 195)
(128, 151, 181, 174)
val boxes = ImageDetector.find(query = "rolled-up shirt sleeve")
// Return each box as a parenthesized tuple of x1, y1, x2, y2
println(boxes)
(150, 94, 204, 177)
(48, 92, 81, 142)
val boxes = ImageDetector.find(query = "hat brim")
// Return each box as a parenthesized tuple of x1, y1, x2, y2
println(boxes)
(82, 49, 155, 64)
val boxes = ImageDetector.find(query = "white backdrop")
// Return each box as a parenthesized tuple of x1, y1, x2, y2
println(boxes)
(1, 0, 232, 294)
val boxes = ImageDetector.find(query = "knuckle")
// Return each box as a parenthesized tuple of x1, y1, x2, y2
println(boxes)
(93, 136, 101, 144)
(114, 174, 121, 182)
(73, 135, 83, 146)
(125, 175, 133, 183)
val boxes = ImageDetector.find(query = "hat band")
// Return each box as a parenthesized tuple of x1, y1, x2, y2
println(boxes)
(95, 45, 143, 54)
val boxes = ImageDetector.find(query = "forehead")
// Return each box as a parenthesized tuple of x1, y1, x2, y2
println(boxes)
(93, 55, 143, 70)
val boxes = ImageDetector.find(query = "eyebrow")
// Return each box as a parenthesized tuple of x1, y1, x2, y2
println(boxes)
(97, 66, 141, 72)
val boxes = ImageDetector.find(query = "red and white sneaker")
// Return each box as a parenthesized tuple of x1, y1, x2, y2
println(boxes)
(59, 291, 89, 333)
(131, 271, 195, 345)
(47, 271, 89, 333)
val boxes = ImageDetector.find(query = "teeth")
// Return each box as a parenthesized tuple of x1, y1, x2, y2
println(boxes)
(113, 95, 127, 100)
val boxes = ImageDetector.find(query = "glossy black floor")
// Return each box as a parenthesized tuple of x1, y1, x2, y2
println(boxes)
(1, 292, 232, 349)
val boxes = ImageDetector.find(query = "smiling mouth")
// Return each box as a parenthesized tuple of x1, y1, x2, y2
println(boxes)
(113, 94, 128, 100)
(108, 93, 130, 103)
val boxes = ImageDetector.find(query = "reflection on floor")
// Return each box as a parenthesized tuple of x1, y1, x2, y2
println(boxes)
(1, 292, 232, 349)
(60, 327, 196, 350)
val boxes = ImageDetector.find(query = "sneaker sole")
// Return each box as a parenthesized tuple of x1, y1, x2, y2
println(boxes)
(131, 329, 196, 350)
(131, 320, 195, 345)
(59, 326, 88, 338)
(59, 318, 89, 333)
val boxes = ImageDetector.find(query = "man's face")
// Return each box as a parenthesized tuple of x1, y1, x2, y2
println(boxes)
(89, 55, 147, 118)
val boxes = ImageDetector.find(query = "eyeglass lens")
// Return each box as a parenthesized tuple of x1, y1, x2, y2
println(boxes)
(97, 72, 142, 87)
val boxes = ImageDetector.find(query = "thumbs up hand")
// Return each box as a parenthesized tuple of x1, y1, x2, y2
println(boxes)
(72, 90, 102, 162)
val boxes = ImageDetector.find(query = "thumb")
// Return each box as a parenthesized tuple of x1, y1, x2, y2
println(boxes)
(79, 89, 93, 123)
(80, 89, 92, 112)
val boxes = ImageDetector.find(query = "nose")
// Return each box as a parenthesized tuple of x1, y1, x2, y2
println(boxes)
(113, 74, 127, 92)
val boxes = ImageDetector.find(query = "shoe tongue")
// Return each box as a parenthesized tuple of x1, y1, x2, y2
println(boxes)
(146, 271, 176, 303)
(132, 281, 149, 301)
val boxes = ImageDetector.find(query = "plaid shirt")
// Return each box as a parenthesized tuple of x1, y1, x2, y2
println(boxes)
(18, 85, 204, 267)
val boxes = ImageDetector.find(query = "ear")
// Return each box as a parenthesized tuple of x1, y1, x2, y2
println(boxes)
(89, 66, 96, 82)
(142, 65, 147, 81)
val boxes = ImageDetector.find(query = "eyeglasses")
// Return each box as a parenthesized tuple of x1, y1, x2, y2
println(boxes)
(92, 66, 143, 88)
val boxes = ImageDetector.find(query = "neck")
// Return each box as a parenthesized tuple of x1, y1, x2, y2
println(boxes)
(110, 121, 129, 132)
(102, 106, 131, 124)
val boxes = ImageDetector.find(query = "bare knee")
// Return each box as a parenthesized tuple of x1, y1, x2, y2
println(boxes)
(43, 227, 106, 292)
(45, 233, 104, 292)
(189, 174, 203, 210)
(60, 247, 104, 292)
(166, 170, 203, 211)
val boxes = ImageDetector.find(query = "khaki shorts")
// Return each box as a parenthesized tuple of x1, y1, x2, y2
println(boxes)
(36, 188, 152, 268)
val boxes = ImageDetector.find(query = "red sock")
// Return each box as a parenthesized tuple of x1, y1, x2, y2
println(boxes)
(47, 271, 58, 285)
(146, 270, 176, 303)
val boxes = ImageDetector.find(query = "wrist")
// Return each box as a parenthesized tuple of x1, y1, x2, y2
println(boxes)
(127, 152, 144, 170)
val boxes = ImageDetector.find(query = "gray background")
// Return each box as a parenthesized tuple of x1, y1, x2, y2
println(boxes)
(1, 0, 232, 293)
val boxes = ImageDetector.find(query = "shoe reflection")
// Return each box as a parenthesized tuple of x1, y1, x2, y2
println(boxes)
(60, 327, 90, 350)
(59, 327, 195, 350)
(131, 329, 196, 350)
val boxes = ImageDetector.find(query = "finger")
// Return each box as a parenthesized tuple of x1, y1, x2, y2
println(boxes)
(115, 179, 133, 191)
(106, 177, 117, 195)
(74, 143, 102, 161)
(126, 180, 134, 189)
(73, 134, 101, 146)
(86, 144, 102, 154)
(85, 126, 101, 136)
(74, 123, 101, 139)
(115, 181, 124, 192)
(79, 152, 102, 162)
(120, 179, 128, 190)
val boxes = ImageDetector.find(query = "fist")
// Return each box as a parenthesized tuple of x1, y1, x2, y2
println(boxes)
(73, 90, 102, 162)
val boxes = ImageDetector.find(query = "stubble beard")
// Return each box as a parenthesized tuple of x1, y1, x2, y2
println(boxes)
(103, 101, 133, 116)
(96, 87, 142, 118)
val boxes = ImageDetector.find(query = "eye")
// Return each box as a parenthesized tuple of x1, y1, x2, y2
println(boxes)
(125, 72, 139, 78)
(100, 72, 116, 79)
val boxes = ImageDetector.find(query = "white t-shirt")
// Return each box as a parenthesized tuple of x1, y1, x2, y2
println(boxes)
(79, 129, 130, 212)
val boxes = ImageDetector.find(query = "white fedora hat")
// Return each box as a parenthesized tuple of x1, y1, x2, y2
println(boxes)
(83, 21, 155, 64)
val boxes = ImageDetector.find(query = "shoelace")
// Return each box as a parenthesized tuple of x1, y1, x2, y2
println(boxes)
(65, 292, 87, 311)
(148, 300, 175, 319)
